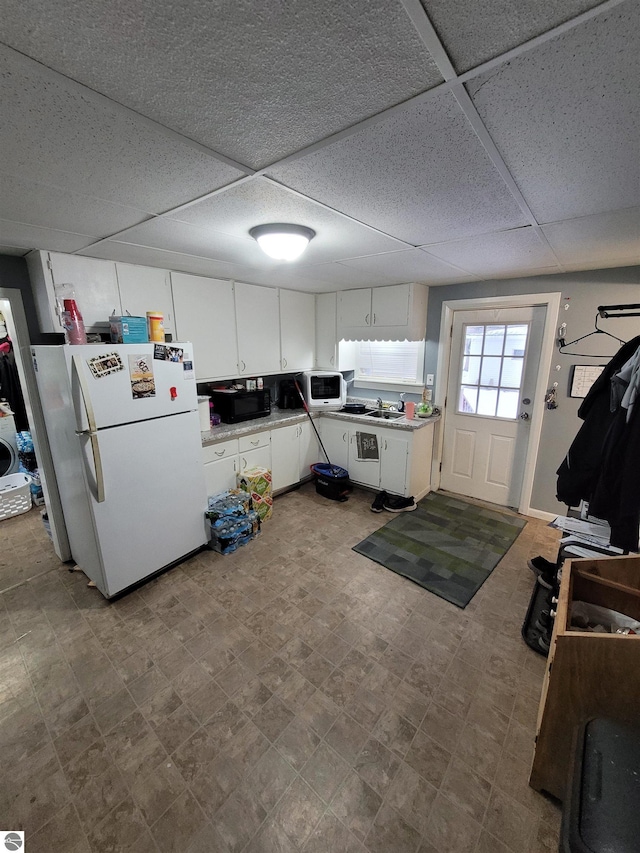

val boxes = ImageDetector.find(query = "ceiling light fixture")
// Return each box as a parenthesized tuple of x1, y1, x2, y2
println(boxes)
(249, 223, 316, 261)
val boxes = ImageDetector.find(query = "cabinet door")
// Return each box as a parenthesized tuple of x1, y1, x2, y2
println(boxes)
(239, 444, 272, 474)
(49, 253, 120, 330)
(172, 272, 238, 381)
(319, 419, 349, 471)
(271, 423, 301, 491)
(379, 431, 410, 496)
(299, 420, 321, 478)
(234, 282, 281, 375)
(338, 289, 371, 327)
(372, 284, 410, 326)
(280, 290, 315, 372)
(204, 456, 238, 497)
(116, 264, 174, 333)
(315, 292, 337, 369)
(348, 427, 381, 488)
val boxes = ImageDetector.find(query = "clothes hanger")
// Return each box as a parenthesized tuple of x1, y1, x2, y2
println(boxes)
(557, 312, 627, 357)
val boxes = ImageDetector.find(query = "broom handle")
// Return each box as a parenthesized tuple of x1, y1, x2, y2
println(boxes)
(294, 378, 332, 466)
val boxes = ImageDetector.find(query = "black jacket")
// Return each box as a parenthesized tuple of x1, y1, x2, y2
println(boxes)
(556, 335, 640, 550)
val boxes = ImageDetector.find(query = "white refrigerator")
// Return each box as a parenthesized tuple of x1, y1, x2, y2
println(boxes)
(31, 342, 208, 598)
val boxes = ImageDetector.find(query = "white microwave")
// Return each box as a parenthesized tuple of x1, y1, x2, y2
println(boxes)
(298, 371, 346, 411)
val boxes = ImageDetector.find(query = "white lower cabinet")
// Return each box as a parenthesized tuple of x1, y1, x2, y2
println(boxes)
(238, 432, 271, 474)
(348, 426, 409, 492)
(299, 420, 321, 478)
(271, 420, 321, 491)
(203, 438, 239, 496)
(318, 418, 349, 471)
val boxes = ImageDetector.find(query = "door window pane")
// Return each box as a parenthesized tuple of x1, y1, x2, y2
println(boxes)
(480, 357, 501, 387)
(497, 389, 520, 419)
(457, 322, 529, 419)
(477, 388, 498, 416)
(461, 356, 481, 385)
(483, 326, 505, 355)
(459, 386, 478, 413)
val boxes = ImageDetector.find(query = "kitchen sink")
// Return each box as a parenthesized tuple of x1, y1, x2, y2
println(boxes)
(363, 410, 405, 420)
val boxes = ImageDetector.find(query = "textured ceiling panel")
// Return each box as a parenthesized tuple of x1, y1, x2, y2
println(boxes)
(0, 220, 95, 254)
(268, 90, 529, 245)
(335, 249, 480, 285)
(76, 241, 246, 280)
(423, 227, 561, 277)
(171, 179, 407, 263)
(0, 172, 151, 237)
(468, 3, 640, 224)
(113, 218, 269, 267)
(420, 0, 604, 73)
(0, 0, 442, 169)
(1, 47, 244, 213)
(542, 208, 640, 267)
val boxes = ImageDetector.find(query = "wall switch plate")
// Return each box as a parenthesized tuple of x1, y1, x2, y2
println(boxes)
(426, 374, 434, 385)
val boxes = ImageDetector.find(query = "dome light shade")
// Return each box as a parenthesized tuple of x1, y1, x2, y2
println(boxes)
(250, 223, 315, 261)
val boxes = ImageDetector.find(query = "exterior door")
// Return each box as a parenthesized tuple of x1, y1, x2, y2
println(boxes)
(440, 307, 545, 507)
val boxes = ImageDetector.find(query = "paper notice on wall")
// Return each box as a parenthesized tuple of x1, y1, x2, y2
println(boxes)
(356, 432, 379, 460)
(128, 354, 156, 398)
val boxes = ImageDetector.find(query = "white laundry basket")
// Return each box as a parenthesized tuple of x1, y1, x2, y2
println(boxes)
(0, 473, 32, 520)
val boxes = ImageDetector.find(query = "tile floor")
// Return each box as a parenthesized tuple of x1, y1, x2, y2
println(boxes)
(0, 484, 562, 853)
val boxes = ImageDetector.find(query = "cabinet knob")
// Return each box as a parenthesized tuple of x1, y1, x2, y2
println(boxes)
(251, 440, 259, 446)
(373, 314, 376, 325)
(215, 450, 225, 457)
(365, 313, 370, 325)
(240, 360, 246, 372)
(282, 357, 287, 368)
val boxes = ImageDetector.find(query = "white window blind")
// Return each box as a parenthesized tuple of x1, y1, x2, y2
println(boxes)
(355, 340, 424, 384)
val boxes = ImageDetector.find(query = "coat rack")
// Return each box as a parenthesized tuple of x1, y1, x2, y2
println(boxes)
(557, 303, 640, 356)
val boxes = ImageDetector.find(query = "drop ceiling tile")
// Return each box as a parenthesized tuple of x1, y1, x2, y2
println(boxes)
(0, 219, 95, 254)
(268, 90, 529, 245)
(170, 178, 408, 263)
(467, 3, 640, 223)
(1, 46, 244, 214)
(422, 226, 561, 277)
(113, 217, 270, 267)
(1, 0, 442, 169)
(421, 0, 603, 73)
(335, 249, 479, 285)
(77, 241, 246, 280)
(542, 208, 640, 268)
(0, 172, 152, 237)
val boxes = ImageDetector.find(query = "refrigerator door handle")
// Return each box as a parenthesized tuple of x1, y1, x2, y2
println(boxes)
(72, 355, 106, 503)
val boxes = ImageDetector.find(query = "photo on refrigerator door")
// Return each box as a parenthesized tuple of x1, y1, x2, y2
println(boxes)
(128, 354, 156, 398)
(87, 351, 124, 378)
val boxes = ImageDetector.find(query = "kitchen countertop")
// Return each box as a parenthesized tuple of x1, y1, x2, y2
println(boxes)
(201, 406, 440, 446)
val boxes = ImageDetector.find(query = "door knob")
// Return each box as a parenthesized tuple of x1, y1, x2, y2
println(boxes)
(519, 412, 529, 420)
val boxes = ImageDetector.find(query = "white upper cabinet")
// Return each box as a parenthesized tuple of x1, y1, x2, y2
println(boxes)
(315, 292, 337, 369)
(115, 264, 174, 334)
(337, 283, 429, 341)
(338, 288, 371, 327)
(171, 272, 238, 381)
(315, 292, 356, 371)
(27, 250, 120, 332)
(234, 282, 281, 376)
(371, 284, 410, 326)
(279, 289, 314, 372)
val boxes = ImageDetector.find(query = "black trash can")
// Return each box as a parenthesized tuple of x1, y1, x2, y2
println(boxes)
(561, 718, 640, 852)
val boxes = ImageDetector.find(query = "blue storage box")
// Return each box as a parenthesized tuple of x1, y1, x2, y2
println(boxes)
(109, 313, 148, 343)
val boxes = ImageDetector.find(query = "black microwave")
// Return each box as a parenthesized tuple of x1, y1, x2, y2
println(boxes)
(209, 389, 271, 424)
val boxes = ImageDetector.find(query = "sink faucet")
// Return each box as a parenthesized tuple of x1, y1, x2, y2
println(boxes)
(376, 397, 383, 411)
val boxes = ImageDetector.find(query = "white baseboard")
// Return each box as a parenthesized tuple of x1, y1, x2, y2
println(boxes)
(524, 507, 557, 522)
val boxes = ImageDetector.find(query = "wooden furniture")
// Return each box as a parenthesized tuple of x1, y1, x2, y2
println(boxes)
(530, 555, 640, 800)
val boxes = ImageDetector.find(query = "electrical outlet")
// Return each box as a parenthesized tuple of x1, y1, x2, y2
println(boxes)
(426, 374, 434, 386)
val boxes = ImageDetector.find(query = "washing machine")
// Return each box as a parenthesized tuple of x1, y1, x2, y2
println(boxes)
(0, 415, 19, 476)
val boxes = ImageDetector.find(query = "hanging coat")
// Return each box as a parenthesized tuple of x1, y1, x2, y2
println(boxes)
(0, 348, 28, 431)
(556, 335, 640, 508)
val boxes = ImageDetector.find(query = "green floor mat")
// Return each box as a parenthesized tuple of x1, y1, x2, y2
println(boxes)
(353, 491, 527, 608)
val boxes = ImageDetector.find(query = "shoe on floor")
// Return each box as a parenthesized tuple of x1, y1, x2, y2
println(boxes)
(371, 491, 388, 513)
(527, 555, 557, 575)
(383, 495, 417, 512)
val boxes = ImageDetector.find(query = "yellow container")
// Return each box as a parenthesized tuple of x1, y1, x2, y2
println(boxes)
(147, 312, 164, 342)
